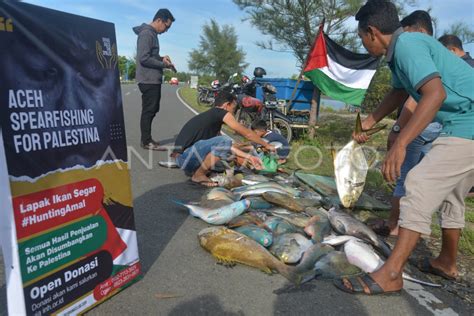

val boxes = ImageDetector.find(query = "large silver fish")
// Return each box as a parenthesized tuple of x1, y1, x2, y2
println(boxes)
(333, 113, 385, 208)
(344, 239, 441, 287)
(235, 187, 290, 200)
(232, 182, 300, 197)
(328, 207, 391, 257)
(174, 199, 250, 225)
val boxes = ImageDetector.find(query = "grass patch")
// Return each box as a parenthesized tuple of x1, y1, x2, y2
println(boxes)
(178, 86, 210, 113)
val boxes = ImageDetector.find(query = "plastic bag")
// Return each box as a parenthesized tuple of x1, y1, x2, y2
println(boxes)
(260, 154, 278, 173)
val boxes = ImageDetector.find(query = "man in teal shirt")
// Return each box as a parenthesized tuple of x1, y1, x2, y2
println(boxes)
(335, 0, 474, 295)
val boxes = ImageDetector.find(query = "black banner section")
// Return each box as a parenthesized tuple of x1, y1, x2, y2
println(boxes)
(0, 1, 127, 178)
(23, 251, 113, 316)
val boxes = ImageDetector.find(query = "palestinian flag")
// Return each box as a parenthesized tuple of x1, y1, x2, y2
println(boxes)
(304, 30, 380, 106)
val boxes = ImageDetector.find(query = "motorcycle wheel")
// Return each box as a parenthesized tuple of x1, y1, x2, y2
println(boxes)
(235, 109, 255, 128)
(272, 118, 293, 143)
(197, 93, 205, 106)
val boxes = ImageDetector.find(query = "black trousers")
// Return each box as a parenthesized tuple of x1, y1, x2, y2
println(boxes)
(138, 83, 161, 144)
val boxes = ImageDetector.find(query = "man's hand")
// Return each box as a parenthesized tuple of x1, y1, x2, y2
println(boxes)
(248, 156, 263, 170)
(163, 55, 172, 64)
(382, 141, 406, 183)
(386, 130, 399, 151)
(264, 143, 276, 153)
(352, 117, 374, 144)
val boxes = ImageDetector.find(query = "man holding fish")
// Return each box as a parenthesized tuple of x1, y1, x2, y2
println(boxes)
(172, 90, 275, 187)
(335, 0, 474, 295)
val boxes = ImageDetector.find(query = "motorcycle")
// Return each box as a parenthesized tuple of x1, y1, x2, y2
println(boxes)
(196, 79, 222, 106)
(197, 75, 240, 106)
(234, 68, 293, 143)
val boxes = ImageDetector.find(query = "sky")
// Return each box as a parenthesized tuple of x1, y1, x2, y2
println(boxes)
(21, 0, 474, 77)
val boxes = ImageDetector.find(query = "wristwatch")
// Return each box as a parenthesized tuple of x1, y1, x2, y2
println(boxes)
(392, 124, 401, 133)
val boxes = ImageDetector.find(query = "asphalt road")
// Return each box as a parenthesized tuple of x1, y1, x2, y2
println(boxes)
(0, 84, 472, 315)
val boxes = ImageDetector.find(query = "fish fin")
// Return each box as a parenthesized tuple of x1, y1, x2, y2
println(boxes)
(172, 199, 186, 207)
(354, 112, 386, 136)
(401, 273, 441, 287)
(355, 112, 363, 134)
(172, 199, 199, 217)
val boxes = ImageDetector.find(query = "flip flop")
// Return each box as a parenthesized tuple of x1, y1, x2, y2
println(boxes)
(188, 179, 219, 188)
(418, 257, 457, 281)
(334, 274, 402, 296)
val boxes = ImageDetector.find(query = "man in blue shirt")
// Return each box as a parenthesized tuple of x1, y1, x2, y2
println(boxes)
(335, 0, 474, 295)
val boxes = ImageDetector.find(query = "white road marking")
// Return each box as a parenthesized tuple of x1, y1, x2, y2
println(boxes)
(126, 92, 131, 96)
(404, 281, 458, 315)
(176, 87, 199, 115)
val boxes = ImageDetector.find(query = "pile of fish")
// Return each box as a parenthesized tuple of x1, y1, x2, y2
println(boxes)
(175, 173, 440, 287)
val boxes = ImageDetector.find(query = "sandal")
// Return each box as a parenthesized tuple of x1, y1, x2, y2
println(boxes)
(334, 274, 401, 296)
(418, 257, 457, 281)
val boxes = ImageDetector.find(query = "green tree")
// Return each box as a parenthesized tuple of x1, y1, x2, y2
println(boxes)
(118, 56, 136, 81)
(362, 65, 392, 115)
(188, 19, 248, 82)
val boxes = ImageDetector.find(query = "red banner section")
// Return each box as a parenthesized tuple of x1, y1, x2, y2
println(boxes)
(13, 179, 104, 239)
(93, 262, 141, 301)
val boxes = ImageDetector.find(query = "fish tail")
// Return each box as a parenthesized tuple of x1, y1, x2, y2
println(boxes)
(172, 199, 197, 217)
(278, 265, 304, 285)
(402, 273, 441, 287)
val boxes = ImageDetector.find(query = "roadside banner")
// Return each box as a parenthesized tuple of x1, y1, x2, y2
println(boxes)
(0, 2, 141, 315)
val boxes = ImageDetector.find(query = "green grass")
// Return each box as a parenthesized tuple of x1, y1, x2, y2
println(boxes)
(179, 86, 211, 113)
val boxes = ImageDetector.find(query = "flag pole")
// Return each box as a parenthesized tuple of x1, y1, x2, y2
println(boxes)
(287, 19, 325, 112)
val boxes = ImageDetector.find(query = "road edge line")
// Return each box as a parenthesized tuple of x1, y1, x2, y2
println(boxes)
(176, 87, 200, 115)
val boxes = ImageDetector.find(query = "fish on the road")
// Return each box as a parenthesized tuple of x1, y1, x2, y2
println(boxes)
(333, 113, 385, 208)
(232, 182, 300, 197)
(264, 217, 301, 236)
(235, 187, 290, 200)
(270, 233, 313, 264)
(205, 187, 236, 202)
(304, 215, 332, 243)
(227, 212, 268, 230)
(174, 199, 250, 225)
(296, 244, 334, 277)
(344, 238, 441, 287)
(198, 227, 301, 284)
(262, 192, 305, 212)
(328, 207, 391, 257)
(322, 235, 357, 246)
(246, 197, 273, 209)
(314, 251, 361, 279)
(235, 224, 273, 247)
(272, 212, 311, 228)
(242, 174, 271, 185)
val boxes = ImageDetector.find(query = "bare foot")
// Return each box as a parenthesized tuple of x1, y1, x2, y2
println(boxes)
(429, 258, 459, 279)
(191, 175, 218, 187)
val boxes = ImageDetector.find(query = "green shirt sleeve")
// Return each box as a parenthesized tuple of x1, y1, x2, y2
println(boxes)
(394, 35, 441, 91)
(391, 72, 403, 89)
